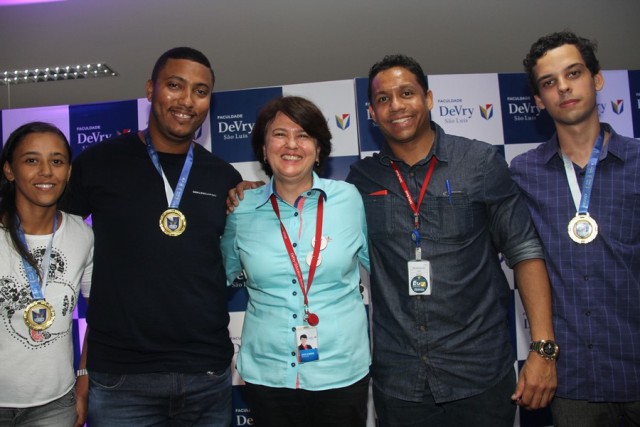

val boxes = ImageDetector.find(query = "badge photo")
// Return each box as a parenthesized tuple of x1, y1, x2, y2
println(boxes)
(296, 325, 319, 363)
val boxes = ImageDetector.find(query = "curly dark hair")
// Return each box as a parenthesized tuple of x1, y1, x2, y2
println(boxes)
(251, 96, 332, 177)
(368, 54, 429, 103)
(523, 31, 600, 95)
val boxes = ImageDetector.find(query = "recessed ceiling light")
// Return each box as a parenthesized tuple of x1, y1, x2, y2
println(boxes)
(0, 63, 118, 85)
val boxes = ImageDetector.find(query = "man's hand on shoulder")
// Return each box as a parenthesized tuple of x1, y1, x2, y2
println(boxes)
(226, 181, 266, 214)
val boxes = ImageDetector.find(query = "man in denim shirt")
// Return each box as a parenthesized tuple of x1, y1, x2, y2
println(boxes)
(347, 54, 557, 426)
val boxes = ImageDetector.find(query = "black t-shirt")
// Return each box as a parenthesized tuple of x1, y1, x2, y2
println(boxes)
(68, 133, 242, 373)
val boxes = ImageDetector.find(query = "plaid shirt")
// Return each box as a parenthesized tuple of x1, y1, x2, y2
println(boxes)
(511, 124, 640, 401)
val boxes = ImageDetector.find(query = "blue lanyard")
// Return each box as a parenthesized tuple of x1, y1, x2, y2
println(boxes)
(561, 128, 604, 215)
(143, 130, 194, 209)
(16, 214, 58, 301)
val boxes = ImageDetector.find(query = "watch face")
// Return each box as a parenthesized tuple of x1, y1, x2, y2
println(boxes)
(542, 342, 556, 355)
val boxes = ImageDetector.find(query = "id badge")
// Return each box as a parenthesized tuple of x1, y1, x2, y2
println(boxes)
(408, 260, 431, 296)
(295, 325, 319, 363)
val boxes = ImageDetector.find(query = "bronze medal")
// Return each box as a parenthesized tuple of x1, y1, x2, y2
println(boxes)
(159, 208, 186, 236)
(24, 299, 55, 331)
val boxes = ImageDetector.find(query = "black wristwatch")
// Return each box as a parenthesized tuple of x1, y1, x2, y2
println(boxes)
(529, 340, 559, 361)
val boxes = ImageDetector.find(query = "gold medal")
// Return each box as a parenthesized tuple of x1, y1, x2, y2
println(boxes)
(24, 300, 55, 331)
(568, 213, 598, 244)
(159, 208, 187, 236)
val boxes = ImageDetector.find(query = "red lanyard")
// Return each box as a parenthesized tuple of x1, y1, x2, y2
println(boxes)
(390, 158, 437, 229)
(270, 194, 324, 325)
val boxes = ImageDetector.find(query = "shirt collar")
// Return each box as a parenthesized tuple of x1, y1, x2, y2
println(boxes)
(376, 121, 444, 166)
(256, 172, 327, 208)
(544, 123, 625, 164)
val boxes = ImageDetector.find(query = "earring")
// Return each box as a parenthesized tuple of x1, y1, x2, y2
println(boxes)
(263, 157, 268, 164)
(315, 160, 320, 167)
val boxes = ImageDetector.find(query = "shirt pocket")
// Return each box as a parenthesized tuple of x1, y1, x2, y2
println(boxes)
(363, 193, 394, 238)
(424, 192, 475, 243)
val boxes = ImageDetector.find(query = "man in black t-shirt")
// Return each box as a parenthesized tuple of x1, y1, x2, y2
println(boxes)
(69, 47, 241, 426)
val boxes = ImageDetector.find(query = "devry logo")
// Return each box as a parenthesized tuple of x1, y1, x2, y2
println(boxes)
(218, 119, 254, 141)
(479, 104, 493, 120)
(236, 415, 255, 425)
(335, 114, 351, 130)
(507, 102, 541, 116)
(506, 101, 541, 122)
(439, 102, 474, 124)
(76, 126, 112, 145)
(611, 99, 624, 115)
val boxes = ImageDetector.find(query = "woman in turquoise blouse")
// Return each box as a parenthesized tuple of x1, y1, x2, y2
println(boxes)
(221, 96, 370, 427)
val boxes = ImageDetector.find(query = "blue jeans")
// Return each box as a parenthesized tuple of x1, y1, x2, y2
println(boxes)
(373, 368, 516, 427)
(0, 388, 77, 427)
(88, 367, 232, 427)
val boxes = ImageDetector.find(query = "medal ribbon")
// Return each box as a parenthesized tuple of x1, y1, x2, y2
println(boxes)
(143, 130, 194, 208)
(270, 194, 324, 320)
(16, 213, 58, 300)
(561, 128, 604, 214)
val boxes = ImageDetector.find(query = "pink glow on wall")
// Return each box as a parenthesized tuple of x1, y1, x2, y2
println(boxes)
(0, 0, 66, 6)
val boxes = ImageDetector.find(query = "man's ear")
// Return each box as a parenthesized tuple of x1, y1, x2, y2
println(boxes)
(145, 80, 154, 102)
(368, 104, 377, 124)
(594, 72, 605, 92)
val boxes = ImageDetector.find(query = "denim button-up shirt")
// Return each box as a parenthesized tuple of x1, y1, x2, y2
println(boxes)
(347, 122, 544, 403)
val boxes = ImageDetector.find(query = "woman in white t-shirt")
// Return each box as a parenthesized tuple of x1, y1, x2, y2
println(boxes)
(0, 122, 93, 427)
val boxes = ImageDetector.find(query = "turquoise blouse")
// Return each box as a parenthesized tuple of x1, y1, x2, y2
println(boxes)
(221, 173, 370, 390)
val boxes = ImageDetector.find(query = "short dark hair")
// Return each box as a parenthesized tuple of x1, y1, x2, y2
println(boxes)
(0, 122, 71, 278)
(150, 47, 215, 85)
(523, 31, 600, 95)
(300, 334, 308, 339)
(251, 96, 332, 177)
(368, 54, 429, 103)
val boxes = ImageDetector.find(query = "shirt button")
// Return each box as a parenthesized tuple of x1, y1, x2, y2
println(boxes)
(583, 275, 589, 281)
(291, 363, 296, 367)
(293, 291, 297, 296)
(585, 311, 591, 316)
(293, 314, 298, 319)
(291, 352, 296, 356)
(293, 243, 297, 248)
(294, 212, 299, 217)
(307, 192, 312, 196)
(420, 325, 427, 332)
(421, 356, 427, 361)
(588, 344, 593, 349)
(292, 279, 297, 284)
(291, 327, 296, 332)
